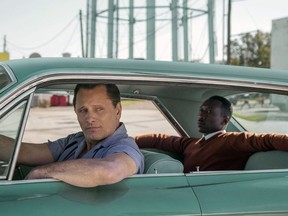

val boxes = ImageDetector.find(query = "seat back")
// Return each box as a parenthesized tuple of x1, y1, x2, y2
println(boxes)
(245, 151, 288, 170)
(140, 149, 184, 174)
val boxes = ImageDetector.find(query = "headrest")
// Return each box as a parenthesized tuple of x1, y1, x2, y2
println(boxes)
(245, 150, 288, 170)
(140, 149, 184, 174)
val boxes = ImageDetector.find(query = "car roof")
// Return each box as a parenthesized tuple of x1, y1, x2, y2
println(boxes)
(2, 57, 288, 87)
(2, 58, 288, 137)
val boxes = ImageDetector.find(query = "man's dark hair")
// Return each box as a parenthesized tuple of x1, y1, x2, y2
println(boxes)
(73, 84, 121, 108)
(209, 95, 233, 119)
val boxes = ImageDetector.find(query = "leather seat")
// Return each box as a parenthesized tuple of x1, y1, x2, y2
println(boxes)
(245, 151, 288, 170)
(140, 149, 184, 174)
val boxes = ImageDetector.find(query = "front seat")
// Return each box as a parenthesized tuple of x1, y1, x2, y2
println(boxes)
(245, 151, 288, 170)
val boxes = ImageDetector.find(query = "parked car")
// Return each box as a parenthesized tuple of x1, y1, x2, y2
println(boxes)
(1, 58, 288, 215)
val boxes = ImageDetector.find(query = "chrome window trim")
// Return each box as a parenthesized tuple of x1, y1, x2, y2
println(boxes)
(7, 90, 34, 180)
(2, 72, 288, 108)
(187, 169, 288, 178)
(0, 63, 17, 94)
(0, 87, 35, 181)
(0, 101, 28, 180)
(0, 178, 59, 186)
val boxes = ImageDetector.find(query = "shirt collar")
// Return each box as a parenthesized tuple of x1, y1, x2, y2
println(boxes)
(91, 122, 127, 150)
(74, 122, 127, 158)
(203, 130, 226, 140)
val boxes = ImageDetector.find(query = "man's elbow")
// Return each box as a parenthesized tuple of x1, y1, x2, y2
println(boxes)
(107, 165, 136, 184)
(104, 160, 137, 184)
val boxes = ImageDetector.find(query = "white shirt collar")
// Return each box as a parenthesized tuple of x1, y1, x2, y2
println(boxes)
(203, 130, 226, 140)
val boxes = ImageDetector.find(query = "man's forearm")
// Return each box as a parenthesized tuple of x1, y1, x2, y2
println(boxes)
(0, 135, 16, 162)
(25, 154, 137, 188)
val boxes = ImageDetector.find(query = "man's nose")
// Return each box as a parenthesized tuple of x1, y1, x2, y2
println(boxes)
(86, 111, 97, 122)
(198, 112, 204, 119)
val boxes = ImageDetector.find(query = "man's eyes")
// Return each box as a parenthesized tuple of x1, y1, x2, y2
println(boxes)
(78, 107, 104, 114)
(95, 107, 103, 112)
(206, 109, 212, 114)
(78, 109, 87, 114)
(200, 109, 212, 114)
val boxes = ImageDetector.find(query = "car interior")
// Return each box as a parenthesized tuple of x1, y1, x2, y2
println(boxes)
(2, 80, 288, 180)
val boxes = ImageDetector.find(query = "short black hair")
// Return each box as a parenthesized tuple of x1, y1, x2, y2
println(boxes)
(208, 95, 233, 119)
(73, 84, 120, 108)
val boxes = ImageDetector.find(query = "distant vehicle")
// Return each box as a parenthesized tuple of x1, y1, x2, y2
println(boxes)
(1, 58, 288, 215)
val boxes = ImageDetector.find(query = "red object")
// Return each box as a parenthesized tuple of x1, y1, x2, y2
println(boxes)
(50, 95, 67, 106)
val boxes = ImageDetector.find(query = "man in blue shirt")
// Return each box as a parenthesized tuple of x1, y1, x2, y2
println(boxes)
(20, 84, 144, 187)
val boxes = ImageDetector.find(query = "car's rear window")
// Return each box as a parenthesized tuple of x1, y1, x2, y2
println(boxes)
(227, 92, 288, 134)
(0, 65, 12, 92)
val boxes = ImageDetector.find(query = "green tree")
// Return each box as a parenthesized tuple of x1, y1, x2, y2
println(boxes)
(229, 30, 271, 68)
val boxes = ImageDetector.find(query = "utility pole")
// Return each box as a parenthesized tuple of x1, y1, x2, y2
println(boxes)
(146, 0, 155, 60)
(107, 0, 114, 58)
(171, 0, 178, 61)
(128, 0, 134, 59)
(90, 0, 97, 58)
(3, 35, 6, 52)
(85, 0, 90, 57)
(182, 0, 189, 62)
(79, 10, 85, 57)
(227, 0, 232, 64)
(208, 0, 215, 64)
(115, 0, 119, 58)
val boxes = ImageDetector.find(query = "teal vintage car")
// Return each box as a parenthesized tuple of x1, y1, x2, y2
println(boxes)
(1, 58, 288, 215)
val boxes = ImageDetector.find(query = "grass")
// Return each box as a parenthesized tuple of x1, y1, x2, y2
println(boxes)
(233, 113, 267, 121)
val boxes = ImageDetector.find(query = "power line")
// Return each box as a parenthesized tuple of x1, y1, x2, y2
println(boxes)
(7, 14, 79, 51)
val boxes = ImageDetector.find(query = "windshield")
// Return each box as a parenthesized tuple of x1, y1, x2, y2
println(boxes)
(0, 65, 13, 92)
(227, 92, 288, 134)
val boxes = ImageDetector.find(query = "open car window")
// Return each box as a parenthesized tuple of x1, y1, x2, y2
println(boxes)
(23, 90, 179, 144)
(227, 92, 288, 134)
(0, 102, 27, 178)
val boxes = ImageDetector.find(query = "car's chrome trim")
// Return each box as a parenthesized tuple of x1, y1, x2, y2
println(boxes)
(0, 87, 35, 181)
(203, 210, 288, 216)
(0, 178, 59, 185)
(0, 174, 186, 185)
(132, 173, 185, 178)
(1, 71, 288, 108)
(8, 89, 35, 180)
(188, 168, 288, 175)
(0, 63, 17, 94)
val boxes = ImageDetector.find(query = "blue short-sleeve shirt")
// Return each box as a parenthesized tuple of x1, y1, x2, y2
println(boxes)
(48, 123, 144, 174)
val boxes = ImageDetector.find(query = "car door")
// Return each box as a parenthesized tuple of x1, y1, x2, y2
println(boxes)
(0, 86, 201, 216)
(186, 171, 288, 215)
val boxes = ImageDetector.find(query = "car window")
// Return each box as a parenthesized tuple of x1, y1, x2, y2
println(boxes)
(227, 92, 288, 134)
(121, 99, 179, 136)
(0, 65, 13, 92)
(22, 93, 178, 143)
(0, 102, 26, 177)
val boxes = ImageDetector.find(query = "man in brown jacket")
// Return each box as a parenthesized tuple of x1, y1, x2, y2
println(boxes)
(135, 95, 288, 172)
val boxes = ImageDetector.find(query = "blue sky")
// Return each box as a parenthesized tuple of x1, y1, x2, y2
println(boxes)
(1, 0, 288, 62)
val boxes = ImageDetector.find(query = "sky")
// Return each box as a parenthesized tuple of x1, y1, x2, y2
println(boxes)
(1, 0, 288, 62)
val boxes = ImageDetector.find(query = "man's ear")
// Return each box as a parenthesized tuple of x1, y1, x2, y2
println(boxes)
(222, 116, 230, 126)
(116, 102, 122, 118)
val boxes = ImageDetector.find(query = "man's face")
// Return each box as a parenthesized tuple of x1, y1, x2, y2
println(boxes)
(75, 85, 121, 145)
(197, 99, 228, 134)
